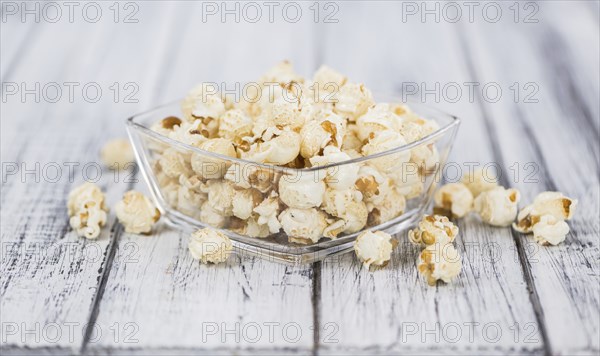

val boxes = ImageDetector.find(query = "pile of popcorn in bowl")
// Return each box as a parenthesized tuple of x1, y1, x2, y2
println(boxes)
(66, 62, 578, 286)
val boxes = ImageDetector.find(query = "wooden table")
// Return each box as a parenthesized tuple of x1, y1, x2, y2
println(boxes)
(1, 1, 598, 354)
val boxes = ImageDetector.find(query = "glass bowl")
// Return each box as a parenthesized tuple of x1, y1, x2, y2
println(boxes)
(126, 98, 460, 264)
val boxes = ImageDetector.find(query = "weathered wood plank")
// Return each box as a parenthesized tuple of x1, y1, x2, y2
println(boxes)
(87, 3, 319, 353)
(316, 2, 542, 354)
(1, 4, 169, 352)
(459, 2, 600, 354)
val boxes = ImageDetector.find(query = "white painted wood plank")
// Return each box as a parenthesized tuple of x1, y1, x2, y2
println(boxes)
(1, 4, 171, 352)
(461, 3, 600, 353)
(88, 3, 319, 353)
(316, 2, 542, 354)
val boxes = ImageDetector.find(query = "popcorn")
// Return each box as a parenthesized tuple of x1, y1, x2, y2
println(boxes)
(254, 192, 282, 234)
(67, 182, 107, 216)
(299, 111, 345, 158)
(408, 214, 458, 246)
(398, 111, 440, 143)
(159, 148, 191, 178)
(367, 187, 405, 226)
(232, 188, 263, 220)
(341, 124, 363, 151)
(532, 215, 570, 246)
(243, 130, 301, 165)
(309, 146, 359, 191)
(321, 188, 368, 234)
(188, 228, 233, 264)
(410, 144, 439, 175)
(513, 191, 577, 245)
(115, 191, 161, 234)
(530, 191, 577, 220)
(279, 207, 328, 244)
(199, 200, 227, 228)
(218, 109, 253, 144)
(417, 242, 462, 286)
(190, 138, 237, 179)
(361, 130, 411, 173)
(176, 183, 205, 219)
(230, 215, 270, 238)
(151, 116, 182, 137)
(278, 172, 325, 209)
(225, 164, 279, 194)
(433, 183, 474, 218)
(461, 168, 498, 198)
(355, 104, 400, 141)
(353, 230, 394, 268)
(389, 165, 423, 199)
(100, 138, 135, 169)
(259, 60, 303, 85)
(355, 165, 392, 208)
(474, 187, 520, 227)
(144, 63, 454, 250)
(181, 83, 225, 123)
(333, 82, 374, 121)
(69, 200, 107, 239)
(313, 65, 347, 94)
(200, 180, 236, 216)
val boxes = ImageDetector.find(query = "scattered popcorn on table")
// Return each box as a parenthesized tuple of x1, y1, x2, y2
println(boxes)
(115, 191, 161, 234)
(188, 228, 233, 264)
(67, 182, 108, 239)
(513, 191, 577, 245)
(417, 242, 462, 286)
(433, 183, 474, 218)
(100, 138, 135, 170)
(408, 214, 458, 246)
(353, 230, 394, 269)
(474, 186, 520, 227)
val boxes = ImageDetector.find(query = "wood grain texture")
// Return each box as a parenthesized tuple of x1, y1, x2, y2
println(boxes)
(86, 3, 318, 353)
(1, 4, 172, 352)
(1, 1, 598, 355)
(459, 3, 600, 353)
(316, 2, 542, 354)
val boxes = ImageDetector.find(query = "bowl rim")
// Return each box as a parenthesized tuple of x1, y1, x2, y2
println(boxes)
(126, 99, 460, 173)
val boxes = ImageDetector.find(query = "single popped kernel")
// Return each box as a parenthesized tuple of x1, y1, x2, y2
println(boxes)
(474, 187, 520, 227)
(354, 230, 394, 268)
(417, 242, 462, 286)
(278, 172, 326, 209)
(181, 83, 225, 123)
(190, 138, 237, 179)
(67, 182, 108, 216)
(309, 146, 359, 191)
(333, 82, 374, 121)
(100, 138, 135, 170)
(279, 207, 328, 245)
(188, 228, 233, 264)
(69, 200, 107, 239)
(232, 188, 263, 220)
(115, 191, 161, 234)
(299, 111, 345, 158)
(408, 214, 458, 246)
(433, 183, 474, 218)
(362, 130, 411, 173)
(532, 214, 570, 246)
(513, 191, 576, 246)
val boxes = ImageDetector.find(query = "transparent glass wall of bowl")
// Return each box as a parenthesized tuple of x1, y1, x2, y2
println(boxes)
(126, 101, 460, 264)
